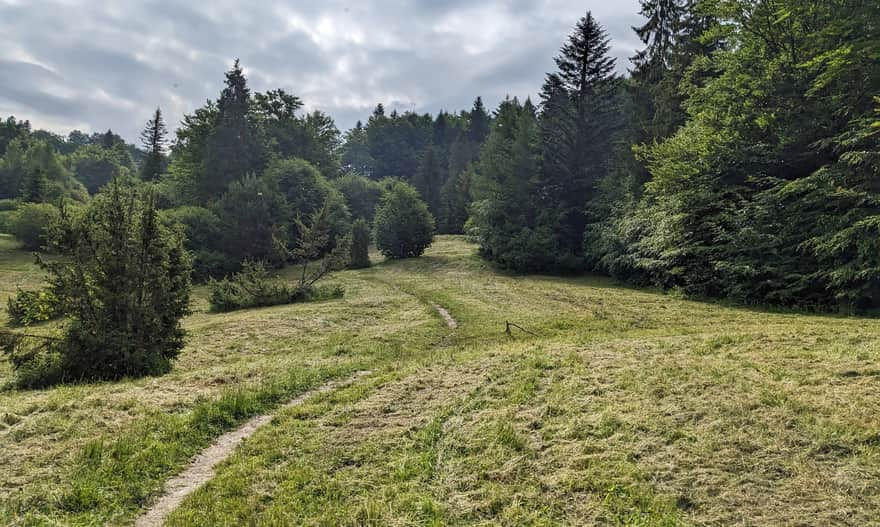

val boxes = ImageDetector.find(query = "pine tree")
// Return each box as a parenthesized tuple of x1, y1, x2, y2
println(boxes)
(468, 97, 491, 145)
(631, 0, 683, 82)
(414, 146, 444, 218)
(140, 107, 167, 181)
(100, 130, 117, 149)
(555, 12, 616, 118)
(534, 12, 620, 270)
(202, 59, 265, 200)
(439, 166, 473, 234)
(342, 121, 374, 176)
(20, 167, 47, 203)
(349, 218, 371, 269)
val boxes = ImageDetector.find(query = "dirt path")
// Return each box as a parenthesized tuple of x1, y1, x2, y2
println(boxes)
(433, 304, 458, 329)
(134, 371, 371, 527)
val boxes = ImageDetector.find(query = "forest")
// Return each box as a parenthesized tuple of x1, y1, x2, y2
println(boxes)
(3, 0, 878, 313)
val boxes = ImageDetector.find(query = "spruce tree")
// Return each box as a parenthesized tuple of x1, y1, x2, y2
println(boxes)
(202, 59, 265, 200)
(349, 218, 371, 269)
(414, 146, 444, 219)
(140, 107, 167, 181)
(555, 12, 616, 117)
(631, 0, 683, 82)
(20, 167, 48, 203)
(342, 121, 374, 176)
(534, 12, 620, 270)
(468, 97, 491, 145)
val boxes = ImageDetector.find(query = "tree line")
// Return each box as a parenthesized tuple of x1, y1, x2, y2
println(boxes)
(3, 0, 878, 312)
(470, 0, 880, 311)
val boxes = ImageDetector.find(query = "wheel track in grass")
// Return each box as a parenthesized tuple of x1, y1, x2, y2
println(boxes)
(134, 371, 372, 527)
(138, 271, 462, 526)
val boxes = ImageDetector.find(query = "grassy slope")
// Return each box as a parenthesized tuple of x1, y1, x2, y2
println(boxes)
(3, 236, 880, 526)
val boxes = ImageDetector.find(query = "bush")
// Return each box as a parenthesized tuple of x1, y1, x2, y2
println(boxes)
(0, 199, 19, 231)
(0, 333, 65, 389)
(161, 206, 222, 250)
(33, 181, 192, 382)
(212, 174, 289, 265)
(374, 181, 435, 259)
(6, 288, 61, 327)
(333, 172, 383, 221)
(191, 249, 239, 282)
(8, 202, 61, 251)
(208, 261, 343, 313)
(161, 206, 233, 280)
(349, 218, 371, 269)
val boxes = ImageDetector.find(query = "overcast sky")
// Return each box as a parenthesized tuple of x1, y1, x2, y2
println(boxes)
(0, 0, 643, 144)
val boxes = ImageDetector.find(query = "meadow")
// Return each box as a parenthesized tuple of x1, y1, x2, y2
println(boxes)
(2, 235, 879, 526)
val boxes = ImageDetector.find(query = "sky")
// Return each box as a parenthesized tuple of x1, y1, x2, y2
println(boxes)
(0, 0, 644, 144)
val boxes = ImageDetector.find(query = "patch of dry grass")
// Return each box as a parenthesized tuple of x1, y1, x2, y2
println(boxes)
(160, 237, 880, 526)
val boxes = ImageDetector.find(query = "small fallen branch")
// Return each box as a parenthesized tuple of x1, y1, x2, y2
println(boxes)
(505, 321, 539, 337)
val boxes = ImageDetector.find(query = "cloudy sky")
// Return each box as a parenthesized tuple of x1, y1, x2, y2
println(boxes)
(0, 0, 643, 144)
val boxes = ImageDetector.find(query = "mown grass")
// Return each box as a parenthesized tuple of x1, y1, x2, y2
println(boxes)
(3, 236, 880, 526)
(0, 244, 447, 525)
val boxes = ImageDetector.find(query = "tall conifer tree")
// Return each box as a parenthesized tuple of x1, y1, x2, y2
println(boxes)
(202, 59, 264, 200)
(140, 107, 167, 181)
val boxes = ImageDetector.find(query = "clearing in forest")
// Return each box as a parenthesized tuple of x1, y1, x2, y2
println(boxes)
(2, 236, 880, 526)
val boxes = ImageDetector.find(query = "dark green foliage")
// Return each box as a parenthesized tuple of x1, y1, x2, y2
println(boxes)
(0, 199, 18, 232)
(374, 181, 435, 259)
(413, 146, 444, 218)
(38, 181, 192, 381)
(212, 174, 289, 265)
(0, 332, 65, 389)
(366, 105, 434, 182)
(210, 205, 350, 313)
(262, 158, 351, 253)
(349, 218, 371, 269)
(68, 143, 134, 194)
(439, 166, 473, 234)
(262, 158, 329, 222)
(588, 0, 880, 310)
(470, 98, 559, 272)
(1, 139, 87, 202)
(282, 202, 351, 286)
(333, 172, 383, 221)
(0, 116, 30, 157)
(468, 97, 491, 144)
(9, 202, 61, 251)
(163, 102, 218, 205)
(6, 288, 61, 327)
(161, 206, 232, 280)
(201, 60, 266, 201)
(139, 108, 167, 181)
(20, 166, 48, 203)
(254, 90, 342, 178)
(473, 13, 622, 273)
(341, 99, 483, 233)
(208, 260, 329, 313)
(341, 121, 374, 176)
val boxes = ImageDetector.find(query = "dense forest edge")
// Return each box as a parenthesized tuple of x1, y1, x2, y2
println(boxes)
(0, 0, 878, 328)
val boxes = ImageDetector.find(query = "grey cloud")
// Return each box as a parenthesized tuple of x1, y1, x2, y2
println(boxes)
(0, 0, 643, 142)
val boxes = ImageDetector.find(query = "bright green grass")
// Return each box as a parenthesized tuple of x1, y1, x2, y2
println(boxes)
(3, 236, 880, 526)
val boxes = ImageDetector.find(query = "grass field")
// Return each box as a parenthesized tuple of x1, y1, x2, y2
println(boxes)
(2, 236, 880, 526)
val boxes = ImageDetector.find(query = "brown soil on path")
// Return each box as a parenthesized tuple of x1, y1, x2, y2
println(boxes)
(134, 371, 372, 527)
